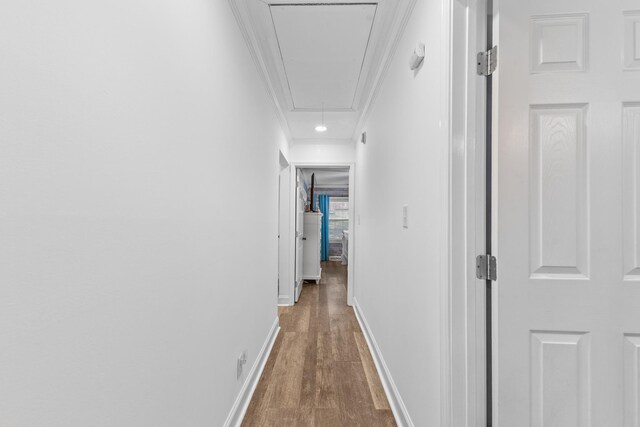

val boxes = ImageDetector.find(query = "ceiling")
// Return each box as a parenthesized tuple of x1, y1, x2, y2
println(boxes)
(301, 168, 350, 188)
(231, 0, 415, 142)
(270, 4, 376, 111)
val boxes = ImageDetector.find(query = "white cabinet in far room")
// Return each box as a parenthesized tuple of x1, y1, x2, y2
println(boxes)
(302, 212, 322, 284)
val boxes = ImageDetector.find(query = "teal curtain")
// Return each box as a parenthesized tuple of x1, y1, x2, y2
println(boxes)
(319, 195, 330, 261)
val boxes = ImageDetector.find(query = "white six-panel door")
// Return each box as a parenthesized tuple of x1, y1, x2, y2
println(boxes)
(494, 0, 640, 425)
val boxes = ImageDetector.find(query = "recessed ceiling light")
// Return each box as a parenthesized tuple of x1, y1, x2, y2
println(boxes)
(315, 102, 327, 133)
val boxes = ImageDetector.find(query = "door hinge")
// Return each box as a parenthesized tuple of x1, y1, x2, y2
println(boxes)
(477, 46, 497, 76)
(476, 254, 497, 281)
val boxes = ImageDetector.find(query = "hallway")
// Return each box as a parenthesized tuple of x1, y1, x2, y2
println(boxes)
(242, 262, 395, 427)
(6, 0, 639, 425)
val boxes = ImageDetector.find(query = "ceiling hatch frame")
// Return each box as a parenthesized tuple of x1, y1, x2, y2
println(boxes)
(268, 3, 379, 113)
(230, 0, 418, 142)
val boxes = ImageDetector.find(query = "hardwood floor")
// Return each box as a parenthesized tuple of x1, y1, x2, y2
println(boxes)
(242, 262, 396, 427)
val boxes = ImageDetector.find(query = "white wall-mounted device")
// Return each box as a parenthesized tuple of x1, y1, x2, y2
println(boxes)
(409, 43, 425, 70)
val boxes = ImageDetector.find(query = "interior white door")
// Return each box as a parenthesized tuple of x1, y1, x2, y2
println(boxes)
(278, 166, 290, 303)
(295, 171, 305, 302)
(494, 0, 640, 425)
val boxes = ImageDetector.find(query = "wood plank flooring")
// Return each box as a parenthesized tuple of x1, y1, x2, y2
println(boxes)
(242, 262, 396, 427)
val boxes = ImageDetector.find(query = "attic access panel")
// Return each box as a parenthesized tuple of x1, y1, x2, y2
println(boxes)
(270, 3, 377, 111)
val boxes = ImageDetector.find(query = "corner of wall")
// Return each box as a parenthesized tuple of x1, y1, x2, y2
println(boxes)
(352, 299, 415, 427)
(223, 318, 280, 427)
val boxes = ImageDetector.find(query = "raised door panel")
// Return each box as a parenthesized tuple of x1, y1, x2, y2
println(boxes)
(624, 335, 640, 427)
(624, 12, 640, 70)
(529, 104, 589, 279)
(623, 104, 640, 280)
(530, 14, 588, 73)
(530, 332, 591, 427)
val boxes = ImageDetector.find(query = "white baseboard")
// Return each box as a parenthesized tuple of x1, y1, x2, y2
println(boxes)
(278, 295, 292, 306)
(353, 299, 414, 427)
(294, 279, 303, 302)
(223, 317, 280, 427)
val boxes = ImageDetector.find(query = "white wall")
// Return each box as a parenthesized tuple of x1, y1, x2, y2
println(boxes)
(289, 139, 356, 164)
(353, 0, 450, 425)
(0, 2, 287, 426)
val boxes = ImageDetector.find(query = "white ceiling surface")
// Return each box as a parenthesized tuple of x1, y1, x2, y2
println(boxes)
(302, 168, 350, 188)
(287, 110, 358, 139)
(232, 0, 413, 143)
(270, 4, 376, 110)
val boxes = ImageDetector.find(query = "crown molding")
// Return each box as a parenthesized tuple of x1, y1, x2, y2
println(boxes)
(230, 0, 417, 141)
(351, 0, 418, 140)
(228, 0, 294, 142)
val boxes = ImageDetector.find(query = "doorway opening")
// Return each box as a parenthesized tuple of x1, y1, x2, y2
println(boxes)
(293, 166, 353, 305)
(277, 163, 355, 308)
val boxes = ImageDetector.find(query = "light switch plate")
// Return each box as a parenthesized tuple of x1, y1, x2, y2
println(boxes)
(237, 351, 247, 379)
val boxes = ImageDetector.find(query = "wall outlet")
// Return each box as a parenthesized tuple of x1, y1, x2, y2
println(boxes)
(403, 205, 409, 228)
(237, 351, 247, 379)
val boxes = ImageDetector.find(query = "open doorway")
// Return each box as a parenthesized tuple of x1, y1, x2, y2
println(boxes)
(302, 169, 350, 265)
(283, 163, 355, 307)
(296, 166, 350, 302)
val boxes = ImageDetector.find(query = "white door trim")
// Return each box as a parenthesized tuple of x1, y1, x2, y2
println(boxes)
(288, 162, 356, 306)
(448, 0, 488, 425)
(278, 150, 291, 306)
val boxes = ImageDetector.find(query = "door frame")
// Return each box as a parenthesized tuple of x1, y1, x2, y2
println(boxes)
(448, 0, 489, 425)
(278, 150, 291, 306)
(286, 162, 356, 307)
